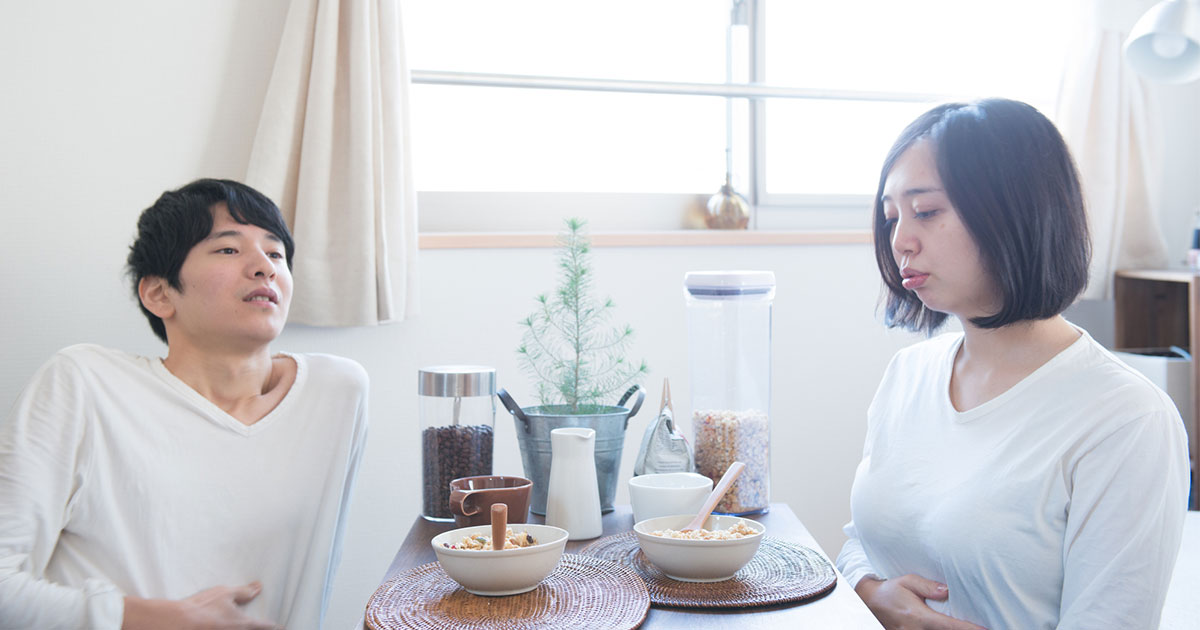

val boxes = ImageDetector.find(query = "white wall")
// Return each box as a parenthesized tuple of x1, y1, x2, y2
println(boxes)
(2, 3, 1199, 629)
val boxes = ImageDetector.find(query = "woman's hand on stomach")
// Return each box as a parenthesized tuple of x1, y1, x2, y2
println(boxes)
(855, 574, 987, 630)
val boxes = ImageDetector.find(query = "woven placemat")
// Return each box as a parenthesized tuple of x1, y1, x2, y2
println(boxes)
(578, 533, 836, 609)
(364, 553, 649, 630)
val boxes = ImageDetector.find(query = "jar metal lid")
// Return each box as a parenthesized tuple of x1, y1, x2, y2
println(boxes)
(418, 365, 496, 397)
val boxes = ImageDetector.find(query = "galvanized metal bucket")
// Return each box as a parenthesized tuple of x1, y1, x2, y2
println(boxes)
(497, 386, 645, 515)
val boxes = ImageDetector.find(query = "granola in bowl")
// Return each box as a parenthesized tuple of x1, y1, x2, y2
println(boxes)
(441, 528, 538, 550)
(648, 521, 758, 540)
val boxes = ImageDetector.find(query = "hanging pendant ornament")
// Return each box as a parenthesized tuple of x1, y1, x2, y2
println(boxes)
(705, 173, 750, 230)
(706, 0, 751, 231)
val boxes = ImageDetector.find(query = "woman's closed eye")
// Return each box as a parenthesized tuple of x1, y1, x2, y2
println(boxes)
(914, 209, 940, 220)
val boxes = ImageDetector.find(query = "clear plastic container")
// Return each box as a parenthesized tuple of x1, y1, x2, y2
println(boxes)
(419, 366, 496, 521)
(684, 271, 774, 516)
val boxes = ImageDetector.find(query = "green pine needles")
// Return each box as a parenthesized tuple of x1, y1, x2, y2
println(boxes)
(517, 218, 648, 413)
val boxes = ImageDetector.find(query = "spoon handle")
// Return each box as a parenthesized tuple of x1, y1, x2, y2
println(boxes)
(491, 503, 508, 550)
(682, 461, 746, 531)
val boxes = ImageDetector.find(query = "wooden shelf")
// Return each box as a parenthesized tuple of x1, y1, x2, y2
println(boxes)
(1114, 269, 1200, 510)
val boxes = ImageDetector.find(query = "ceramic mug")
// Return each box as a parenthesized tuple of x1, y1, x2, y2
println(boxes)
(628, 472, 713, 524)
(449, 475, 533, 527)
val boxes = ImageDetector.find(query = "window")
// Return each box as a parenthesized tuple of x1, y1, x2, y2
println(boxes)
(406, 1, 1069, 232)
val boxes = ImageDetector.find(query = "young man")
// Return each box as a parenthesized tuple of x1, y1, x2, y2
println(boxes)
(0, 179, 369, 629)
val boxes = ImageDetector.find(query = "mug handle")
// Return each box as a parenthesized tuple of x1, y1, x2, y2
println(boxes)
(450, 487, 481, 517)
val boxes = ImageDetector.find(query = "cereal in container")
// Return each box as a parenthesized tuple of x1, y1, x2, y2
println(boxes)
(684, 271, 774, 515)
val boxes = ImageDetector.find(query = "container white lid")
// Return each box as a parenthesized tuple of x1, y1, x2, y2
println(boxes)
(684, 270, 776, 296)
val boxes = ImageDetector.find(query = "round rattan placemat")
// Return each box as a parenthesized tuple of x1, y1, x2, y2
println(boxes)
(364, 553, 649, 630)
(578, 533, 836, 609)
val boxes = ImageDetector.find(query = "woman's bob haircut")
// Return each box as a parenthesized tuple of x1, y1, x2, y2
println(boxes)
(873, 98, 1091, 334)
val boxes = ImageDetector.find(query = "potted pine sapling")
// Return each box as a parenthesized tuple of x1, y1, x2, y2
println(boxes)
(497, 218, 648, 514)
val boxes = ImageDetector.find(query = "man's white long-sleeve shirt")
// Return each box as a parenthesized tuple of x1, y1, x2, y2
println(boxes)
(0, 344, 369, 629)
(837, 330, 1188, 629)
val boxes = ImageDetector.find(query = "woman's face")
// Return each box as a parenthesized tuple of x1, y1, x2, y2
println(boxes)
(880, 140, 999, 321)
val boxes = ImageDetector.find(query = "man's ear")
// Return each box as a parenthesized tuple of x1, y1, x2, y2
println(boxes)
(138, 276, 176, 320)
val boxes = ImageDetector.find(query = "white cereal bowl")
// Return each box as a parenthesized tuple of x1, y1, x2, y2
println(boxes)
(633, 514, 765, 582)
(431, 523, 568, 596)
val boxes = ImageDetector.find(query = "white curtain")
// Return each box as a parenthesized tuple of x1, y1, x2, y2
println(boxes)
(1055, 0, 1169, 300)
(247, 0, 417, 326)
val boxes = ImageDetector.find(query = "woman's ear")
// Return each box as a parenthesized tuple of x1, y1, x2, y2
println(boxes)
(138, 276, 176, 320)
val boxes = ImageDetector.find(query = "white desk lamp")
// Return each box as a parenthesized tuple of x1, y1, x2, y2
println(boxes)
(1124, 0, 1200, 83)
(1124, 0, 1200, 269)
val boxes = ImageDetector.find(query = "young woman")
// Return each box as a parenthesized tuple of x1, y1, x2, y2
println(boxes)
(836, 99, 1189, 630)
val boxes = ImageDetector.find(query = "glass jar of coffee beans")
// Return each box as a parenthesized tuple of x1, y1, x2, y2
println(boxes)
(419, 366, 496, 521)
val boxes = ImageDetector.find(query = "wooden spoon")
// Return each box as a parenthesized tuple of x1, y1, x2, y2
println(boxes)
(491, 503, 508, 550)
(681, 462, 746, 531)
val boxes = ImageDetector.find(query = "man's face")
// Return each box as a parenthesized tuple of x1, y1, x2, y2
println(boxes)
(162, 203, 293, 351)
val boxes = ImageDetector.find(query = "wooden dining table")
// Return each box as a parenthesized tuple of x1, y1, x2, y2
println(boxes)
(354, 503, 883, 629)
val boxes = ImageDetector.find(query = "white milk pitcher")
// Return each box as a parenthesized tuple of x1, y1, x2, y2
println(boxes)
(544, 427, 603, 540)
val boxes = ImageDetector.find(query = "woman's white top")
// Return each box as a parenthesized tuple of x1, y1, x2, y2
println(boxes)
(837, 330, 1189, 629)
(0, 344, 369, 629)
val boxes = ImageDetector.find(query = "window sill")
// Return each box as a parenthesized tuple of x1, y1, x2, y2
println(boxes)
(418, 229, 872, 249)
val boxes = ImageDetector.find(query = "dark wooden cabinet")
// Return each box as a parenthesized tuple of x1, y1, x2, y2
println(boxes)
(1113, 269, 1199, 510)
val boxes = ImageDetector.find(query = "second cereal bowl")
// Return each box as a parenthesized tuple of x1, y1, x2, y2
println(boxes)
(633, 514, 765, 582)
(431, 523, 568, 595)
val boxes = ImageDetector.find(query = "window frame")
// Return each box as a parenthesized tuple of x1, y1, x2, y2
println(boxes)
(407, 0, 1012, 233)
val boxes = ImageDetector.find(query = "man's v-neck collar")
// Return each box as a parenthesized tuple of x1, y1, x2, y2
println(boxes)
(151, 352, 304, 436)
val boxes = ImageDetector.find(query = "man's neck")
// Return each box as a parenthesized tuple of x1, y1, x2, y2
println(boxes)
(161, 343, 283, 420)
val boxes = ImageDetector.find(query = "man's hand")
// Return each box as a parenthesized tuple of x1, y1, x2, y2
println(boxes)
(855, 574, 987, 630)
(122, 581, 281, 630)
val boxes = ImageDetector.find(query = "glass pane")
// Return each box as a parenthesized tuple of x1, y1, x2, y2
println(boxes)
(765, 99, 932, 196)
(764, 0, 1069, 114)
(405, 0, 730, 83)
(763, 0, 1070, 197)
(411, 84, 727, 193)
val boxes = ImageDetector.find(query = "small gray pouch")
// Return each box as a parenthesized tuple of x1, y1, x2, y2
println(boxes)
(634, 379, 694, 475)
